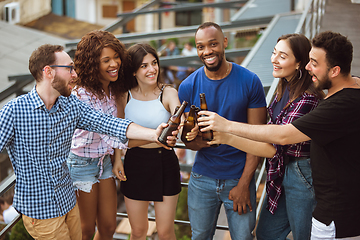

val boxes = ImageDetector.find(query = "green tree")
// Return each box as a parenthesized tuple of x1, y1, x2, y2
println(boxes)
(9, 219, 33, 240)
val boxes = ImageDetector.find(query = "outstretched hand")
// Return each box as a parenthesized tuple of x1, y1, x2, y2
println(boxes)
(155, 123, 179, 149)
(197, 111, 229, 133)
(207, 131, 227, 146)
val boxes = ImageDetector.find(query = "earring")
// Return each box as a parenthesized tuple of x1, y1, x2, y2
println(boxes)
(298, 69, 302, 79)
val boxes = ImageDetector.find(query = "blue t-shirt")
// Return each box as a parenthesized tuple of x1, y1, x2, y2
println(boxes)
(178, 63, 266, 179)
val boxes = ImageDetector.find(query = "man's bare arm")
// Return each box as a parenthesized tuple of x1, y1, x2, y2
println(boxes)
(229, 107, 266, 215)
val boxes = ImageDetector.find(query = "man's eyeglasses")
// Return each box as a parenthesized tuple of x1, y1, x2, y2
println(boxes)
(49, 65, 75, 73)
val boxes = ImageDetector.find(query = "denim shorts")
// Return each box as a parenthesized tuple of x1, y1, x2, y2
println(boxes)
(67, 152, 114, 193)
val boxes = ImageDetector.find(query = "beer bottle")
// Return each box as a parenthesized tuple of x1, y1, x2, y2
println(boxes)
(195, 107, 200, 124)
(174, 106, 180, 113)
(199, 93, 220, 147)
(181, 105, 197, 143)
(199, 93, 213, 141)
(158, 101, 188, 146)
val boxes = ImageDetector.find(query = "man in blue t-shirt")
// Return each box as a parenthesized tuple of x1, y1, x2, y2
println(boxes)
(178, 22, 267, 240)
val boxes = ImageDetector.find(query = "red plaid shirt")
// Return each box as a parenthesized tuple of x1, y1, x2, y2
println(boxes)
(265, 92, 320, 214)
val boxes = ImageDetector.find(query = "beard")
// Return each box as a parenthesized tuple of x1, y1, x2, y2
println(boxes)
(314, 71, 332, 92)
(52, 74, 71, 97)
(317, 77, 332, 91)
(204, 57, 223, 72)
(202, 51, 225, 72)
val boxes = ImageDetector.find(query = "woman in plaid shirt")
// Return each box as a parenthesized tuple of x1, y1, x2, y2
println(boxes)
(68, 30, 129, 240)
(254, 34, 324, 240)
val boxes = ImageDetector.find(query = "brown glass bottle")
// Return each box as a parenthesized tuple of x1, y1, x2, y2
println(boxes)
(174, 106, 180, 113)
(181, 105, 197, 143)
(199, 93, 220, 147)
(158, 101, 188, 146)
(199, 93, 213, 141)
(195, 107, 200, 124)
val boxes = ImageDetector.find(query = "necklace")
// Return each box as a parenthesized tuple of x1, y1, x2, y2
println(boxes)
(205, 62, 230, 80)
(346, 78, 360, 88)
(223, 62, 230, 78)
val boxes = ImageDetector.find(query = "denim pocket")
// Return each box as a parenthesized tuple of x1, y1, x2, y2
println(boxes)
(191, 171, 203, 179)
(295, 159, 314, 192)
(67, 156, 90, 168)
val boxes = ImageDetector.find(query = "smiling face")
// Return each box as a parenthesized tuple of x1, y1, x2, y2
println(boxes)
(51, 51, 77, 97)
(195, 26, 228, 72)
(305, 47, 332, 90)
(99, 47, 121, 87)
(271, 39, 299, 81)
(134, 53, 159, 86)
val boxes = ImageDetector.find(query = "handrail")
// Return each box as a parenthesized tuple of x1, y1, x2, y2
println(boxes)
(0, 214, 21, 237)
(295, 0, 326, 39)
(0, 173, 16, 196)
(0, 173, 20, 237)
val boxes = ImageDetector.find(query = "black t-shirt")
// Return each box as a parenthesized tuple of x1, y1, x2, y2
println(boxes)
(292, 88, 360, 238)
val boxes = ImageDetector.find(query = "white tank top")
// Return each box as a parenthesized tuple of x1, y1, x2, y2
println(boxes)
(125, 90, 171, 129)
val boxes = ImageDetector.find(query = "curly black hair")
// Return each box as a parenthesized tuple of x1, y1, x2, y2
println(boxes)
(74, 30, 130, 100)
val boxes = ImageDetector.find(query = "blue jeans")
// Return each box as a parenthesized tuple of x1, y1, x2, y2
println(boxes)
(188, 171, 256, 240)
(256, 158, 316, 240)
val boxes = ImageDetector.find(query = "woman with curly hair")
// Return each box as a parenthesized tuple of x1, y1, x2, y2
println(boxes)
(119, 43, 182, 240)
(67, 30, 129, 240)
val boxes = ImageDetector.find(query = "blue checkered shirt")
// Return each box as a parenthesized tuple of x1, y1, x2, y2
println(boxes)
(0, 87, 132, 219)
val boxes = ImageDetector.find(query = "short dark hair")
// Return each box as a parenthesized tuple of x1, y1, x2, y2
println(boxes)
(195, 22, 223, 36)
(312, 31, 353, 75)
(29, 44, 64, 81)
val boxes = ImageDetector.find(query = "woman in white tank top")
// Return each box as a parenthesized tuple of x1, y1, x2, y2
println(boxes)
(117, 43, 182, 240)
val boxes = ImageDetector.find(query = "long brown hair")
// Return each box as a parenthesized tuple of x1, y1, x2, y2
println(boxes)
(124, 43, 162, 91)
(74, 30, 129, 100)
(275, 34, 324, 106)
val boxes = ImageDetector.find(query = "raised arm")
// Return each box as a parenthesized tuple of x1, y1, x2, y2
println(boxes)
(198, 110, 310, 145)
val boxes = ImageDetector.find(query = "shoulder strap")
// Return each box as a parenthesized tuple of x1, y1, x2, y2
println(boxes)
(127, 91, 131, 103)
(159, 85, 166, 103)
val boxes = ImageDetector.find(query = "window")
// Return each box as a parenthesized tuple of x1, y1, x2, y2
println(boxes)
(175, 0, 202, 26)
(103, 5, 118, 18)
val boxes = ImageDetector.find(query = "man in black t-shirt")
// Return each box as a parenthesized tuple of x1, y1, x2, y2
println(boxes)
(197, 31, 360, 239)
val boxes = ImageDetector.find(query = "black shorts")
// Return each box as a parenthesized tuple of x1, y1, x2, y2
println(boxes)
(120, 147, 181, 201)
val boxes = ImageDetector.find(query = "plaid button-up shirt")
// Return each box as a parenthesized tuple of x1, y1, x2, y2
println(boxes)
(0, 87, 131, 219)
(71, 87, 127, 158)
(265, 92, 320, 214)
